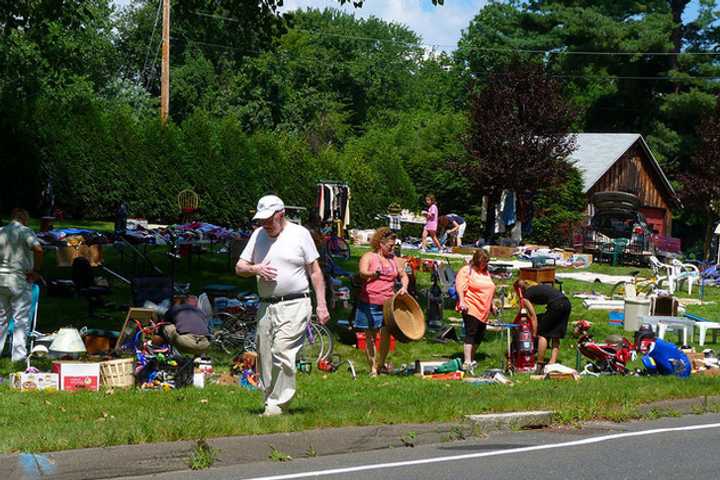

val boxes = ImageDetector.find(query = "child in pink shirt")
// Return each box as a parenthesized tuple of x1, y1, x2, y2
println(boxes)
(421, 194, 442, 251)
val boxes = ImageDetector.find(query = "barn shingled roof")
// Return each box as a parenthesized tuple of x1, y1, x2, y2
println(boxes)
(568, 133, 676, 201)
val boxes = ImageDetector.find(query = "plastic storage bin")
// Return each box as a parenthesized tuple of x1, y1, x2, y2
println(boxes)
(624, 298, 651, 332)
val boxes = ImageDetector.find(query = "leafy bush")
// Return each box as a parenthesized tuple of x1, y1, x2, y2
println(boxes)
(527, 167, 586, 247)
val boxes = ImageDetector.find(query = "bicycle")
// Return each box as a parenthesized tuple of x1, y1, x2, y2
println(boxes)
(609, 270, 664, 298)
(298, 317, 334, 364)
(209, 300, 259, 355)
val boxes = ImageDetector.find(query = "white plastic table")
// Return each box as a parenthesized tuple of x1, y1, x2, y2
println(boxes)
(637, 315, 696, 345)
(695, 322, 720, 346)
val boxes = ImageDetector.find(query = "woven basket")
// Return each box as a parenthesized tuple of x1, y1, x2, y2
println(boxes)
(100, 358, 135, 388)
(383, 293, 425, 343)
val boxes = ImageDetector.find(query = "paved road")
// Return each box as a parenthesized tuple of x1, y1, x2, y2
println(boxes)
(117, 414, 720, 480)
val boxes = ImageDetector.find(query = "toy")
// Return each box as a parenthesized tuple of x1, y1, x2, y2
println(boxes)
(574, 320, 634, 375)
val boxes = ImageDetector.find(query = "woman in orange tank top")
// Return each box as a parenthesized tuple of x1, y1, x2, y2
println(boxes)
(455, 249, 496, 373)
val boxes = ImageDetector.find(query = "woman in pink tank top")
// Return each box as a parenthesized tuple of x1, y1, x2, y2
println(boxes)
(356, 227, 409, 376)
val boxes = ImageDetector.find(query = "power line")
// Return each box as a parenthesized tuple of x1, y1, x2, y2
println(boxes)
(142, 0, 163, 89)
(170, 35, 720, 83)
(189, 9, 720, 57)
(192, 10, 240, 22)
(470, 46, 720, 57)
(145, 31, 163, 90)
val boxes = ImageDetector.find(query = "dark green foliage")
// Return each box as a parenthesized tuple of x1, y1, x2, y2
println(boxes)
(528, 167, 586, 247)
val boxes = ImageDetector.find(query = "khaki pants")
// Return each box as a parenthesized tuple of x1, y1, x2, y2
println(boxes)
(256, 297, 311, 409)
(0, 284, 32, 362)
(162, 324, 210, 355)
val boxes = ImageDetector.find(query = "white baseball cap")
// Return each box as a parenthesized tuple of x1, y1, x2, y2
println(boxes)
(253, 195, 285, 220)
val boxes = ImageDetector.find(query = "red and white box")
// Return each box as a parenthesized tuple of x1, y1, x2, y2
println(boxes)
(51, 361, 101, 391)
(12, 372, 59, 391)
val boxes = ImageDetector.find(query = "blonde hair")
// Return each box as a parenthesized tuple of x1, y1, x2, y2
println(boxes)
(370, 227, 396, 252)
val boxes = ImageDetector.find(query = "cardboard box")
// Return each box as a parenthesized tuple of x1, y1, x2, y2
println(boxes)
(12, 372, 59, 391)
(51, 361, 101, 391)
(569, 253, 593, 266)
(488, 246, 516, 258)
(519, 266, 556, 284)
(414, 360, 450, 377)
(555, 249, 576, 261)
(56, 244, 103, 267)
(451, 246, 480, 255)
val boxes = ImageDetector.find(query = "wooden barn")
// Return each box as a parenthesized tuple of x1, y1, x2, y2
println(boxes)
(569, 133, 679, 237)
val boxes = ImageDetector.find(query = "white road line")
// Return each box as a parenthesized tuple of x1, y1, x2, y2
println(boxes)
(242, 421, 720, 480)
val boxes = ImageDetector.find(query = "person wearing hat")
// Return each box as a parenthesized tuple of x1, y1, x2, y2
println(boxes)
(0, 208, 44, 363)
(235, 194, 329, 417)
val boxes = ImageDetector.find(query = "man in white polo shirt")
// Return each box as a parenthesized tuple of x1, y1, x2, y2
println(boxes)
(235, 195, 329, 416)
(0, 208, 44, 362)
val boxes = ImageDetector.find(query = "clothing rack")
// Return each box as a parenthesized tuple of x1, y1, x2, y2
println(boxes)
(317, 180, 349, 186)
(316, 182, 351, 237)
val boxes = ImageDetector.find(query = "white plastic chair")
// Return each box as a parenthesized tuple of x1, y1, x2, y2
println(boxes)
(648, 255, 675, 294)
(670, 259, 699, 295)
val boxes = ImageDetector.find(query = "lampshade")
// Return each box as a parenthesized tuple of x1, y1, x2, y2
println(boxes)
(49, 327, 87, 354)
(30, 344, 49, 357)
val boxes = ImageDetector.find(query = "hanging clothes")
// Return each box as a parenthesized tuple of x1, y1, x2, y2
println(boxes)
(317, 185, 325, 221)
(502, 191, 517, 226)
(316, 183, 351, 230)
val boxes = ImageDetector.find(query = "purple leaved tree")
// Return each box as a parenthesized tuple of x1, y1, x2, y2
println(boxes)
(457, 61, 577, 242)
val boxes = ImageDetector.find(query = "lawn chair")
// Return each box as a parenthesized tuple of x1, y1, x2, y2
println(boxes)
(648, 255, 674, 293)
(670, 259, 700, 295)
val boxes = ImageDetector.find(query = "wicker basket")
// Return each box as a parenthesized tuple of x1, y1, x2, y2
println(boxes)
(100, 358, 135, 388)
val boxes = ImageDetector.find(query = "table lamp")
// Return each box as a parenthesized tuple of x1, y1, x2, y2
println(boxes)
(49, 327, 87, 358)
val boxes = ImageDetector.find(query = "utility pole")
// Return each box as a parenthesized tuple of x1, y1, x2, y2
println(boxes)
(160, 0, 170, 125)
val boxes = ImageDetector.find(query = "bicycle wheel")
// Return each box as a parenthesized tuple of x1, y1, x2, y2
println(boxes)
(299, 322, 334, 364)
(326, 236, 350, 260)
(243, 323, 257, 353)
(210, 313, 248, 355)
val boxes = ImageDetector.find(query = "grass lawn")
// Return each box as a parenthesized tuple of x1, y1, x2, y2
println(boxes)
(1, 229, 720, 454)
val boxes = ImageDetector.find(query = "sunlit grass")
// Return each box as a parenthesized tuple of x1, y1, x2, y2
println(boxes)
(1, 241, 719, 453)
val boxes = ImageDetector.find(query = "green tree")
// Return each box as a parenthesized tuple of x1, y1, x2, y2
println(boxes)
(459, 61, 577, 242)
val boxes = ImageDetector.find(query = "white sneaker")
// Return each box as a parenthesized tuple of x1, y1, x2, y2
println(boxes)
(462, 361, 477, 376)
(260, 405, 283, 417)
